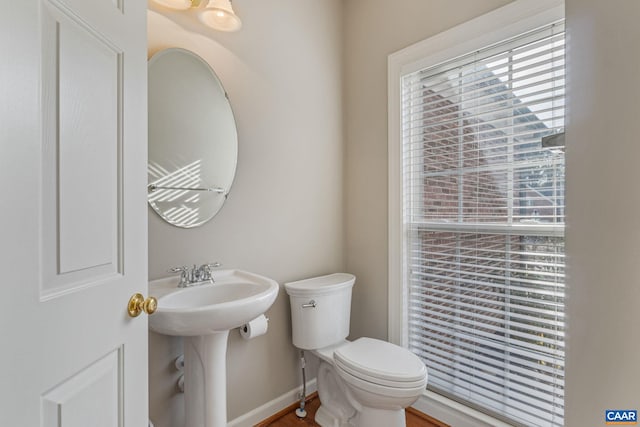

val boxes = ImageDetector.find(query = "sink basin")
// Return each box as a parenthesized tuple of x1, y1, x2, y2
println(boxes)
(149, 269, 279, 336)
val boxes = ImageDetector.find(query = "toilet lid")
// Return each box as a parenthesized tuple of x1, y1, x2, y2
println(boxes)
(333, 338, 427, 386)
(284, 273, 355, 297)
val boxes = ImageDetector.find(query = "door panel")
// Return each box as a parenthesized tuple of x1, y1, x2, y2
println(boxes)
(0, 0, 148, 425)
(42, 349, 123, 427)
(41, 0, 122, 295)
(57, 14, 120, 275)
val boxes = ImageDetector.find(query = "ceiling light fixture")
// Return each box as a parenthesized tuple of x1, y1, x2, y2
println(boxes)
(151, 0, 242, 32)
(198, 0, 242, 32)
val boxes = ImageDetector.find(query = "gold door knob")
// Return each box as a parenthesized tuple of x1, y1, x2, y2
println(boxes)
(128, 293, 158, 318)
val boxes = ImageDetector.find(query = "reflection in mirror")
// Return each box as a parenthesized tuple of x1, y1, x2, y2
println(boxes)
(148, 48, 238, 228)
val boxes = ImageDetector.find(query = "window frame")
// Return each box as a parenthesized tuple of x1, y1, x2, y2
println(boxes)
(387, 0, 565, 424)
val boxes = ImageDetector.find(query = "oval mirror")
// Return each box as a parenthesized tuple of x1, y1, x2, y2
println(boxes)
(148, 48, 238, 228)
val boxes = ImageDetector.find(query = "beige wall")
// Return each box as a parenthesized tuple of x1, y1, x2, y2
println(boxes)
(565, 0, 640, 425)
(147, 1, 343, 424)
(343, 0, 512, 342)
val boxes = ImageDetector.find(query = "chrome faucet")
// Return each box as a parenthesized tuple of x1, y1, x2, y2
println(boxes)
(169, 262, 221, 287)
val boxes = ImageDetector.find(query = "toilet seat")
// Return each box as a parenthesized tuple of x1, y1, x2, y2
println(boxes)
(333, 338, 427, 389)
(335, 365, 427, 400)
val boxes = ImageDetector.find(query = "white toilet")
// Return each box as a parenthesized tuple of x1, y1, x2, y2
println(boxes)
(284, 273, 427, 427)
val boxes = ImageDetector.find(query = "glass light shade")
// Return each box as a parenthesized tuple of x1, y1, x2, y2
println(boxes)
(152, 0, 192, 10)
(198, 0, 242, 32)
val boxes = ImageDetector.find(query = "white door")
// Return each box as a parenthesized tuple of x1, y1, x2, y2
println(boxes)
(0, 0, 148, 425)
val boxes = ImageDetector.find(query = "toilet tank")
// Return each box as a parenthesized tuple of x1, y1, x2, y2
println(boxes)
(284, 273, 355, 350)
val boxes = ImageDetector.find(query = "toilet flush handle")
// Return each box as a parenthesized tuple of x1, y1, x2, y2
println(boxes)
(302, 300, 317, 308)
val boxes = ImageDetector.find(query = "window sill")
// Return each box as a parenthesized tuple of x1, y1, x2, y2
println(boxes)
(413, 390, 515, 427)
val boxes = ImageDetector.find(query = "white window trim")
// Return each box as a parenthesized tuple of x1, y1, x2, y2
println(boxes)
(387, 0, 564, 425)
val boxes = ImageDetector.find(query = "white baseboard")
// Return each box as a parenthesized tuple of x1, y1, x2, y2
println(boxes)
(228, 379, 512, 427)
(412, 390, 513, 427)
(228, 379, 318, 427)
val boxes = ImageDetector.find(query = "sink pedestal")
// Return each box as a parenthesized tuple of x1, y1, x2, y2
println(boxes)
(148, 270, 280, 427)
(184, 332, 230, 427)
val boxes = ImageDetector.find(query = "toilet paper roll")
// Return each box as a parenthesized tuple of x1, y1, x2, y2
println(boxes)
(240, 314, 269, 340)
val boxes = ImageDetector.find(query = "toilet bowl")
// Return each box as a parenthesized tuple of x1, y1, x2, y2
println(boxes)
(284, 274, 428, 427)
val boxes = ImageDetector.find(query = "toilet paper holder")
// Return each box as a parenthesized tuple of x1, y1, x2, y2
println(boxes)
(239, 314, 269, 339)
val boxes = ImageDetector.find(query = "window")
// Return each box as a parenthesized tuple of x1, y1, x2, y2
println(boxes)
(390, 6, 565, 427)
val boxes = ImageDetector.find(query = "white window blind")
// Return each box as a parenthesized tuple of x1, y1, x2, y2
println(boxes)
(402, 22, 565, 427)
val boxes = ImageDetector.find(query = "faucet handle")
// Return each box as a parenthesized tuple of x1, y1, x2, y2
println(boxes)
(168, 266, 189, 287)
(199, 262, 221, 281)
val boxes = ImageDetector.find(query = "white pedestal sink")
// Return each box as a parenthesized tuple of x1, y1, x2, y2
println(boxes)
(149, 270, 279, 427)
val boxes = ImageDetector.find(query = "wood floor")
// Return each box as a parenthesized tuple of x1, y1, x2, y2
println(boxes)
(255, 393, 449, 427)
